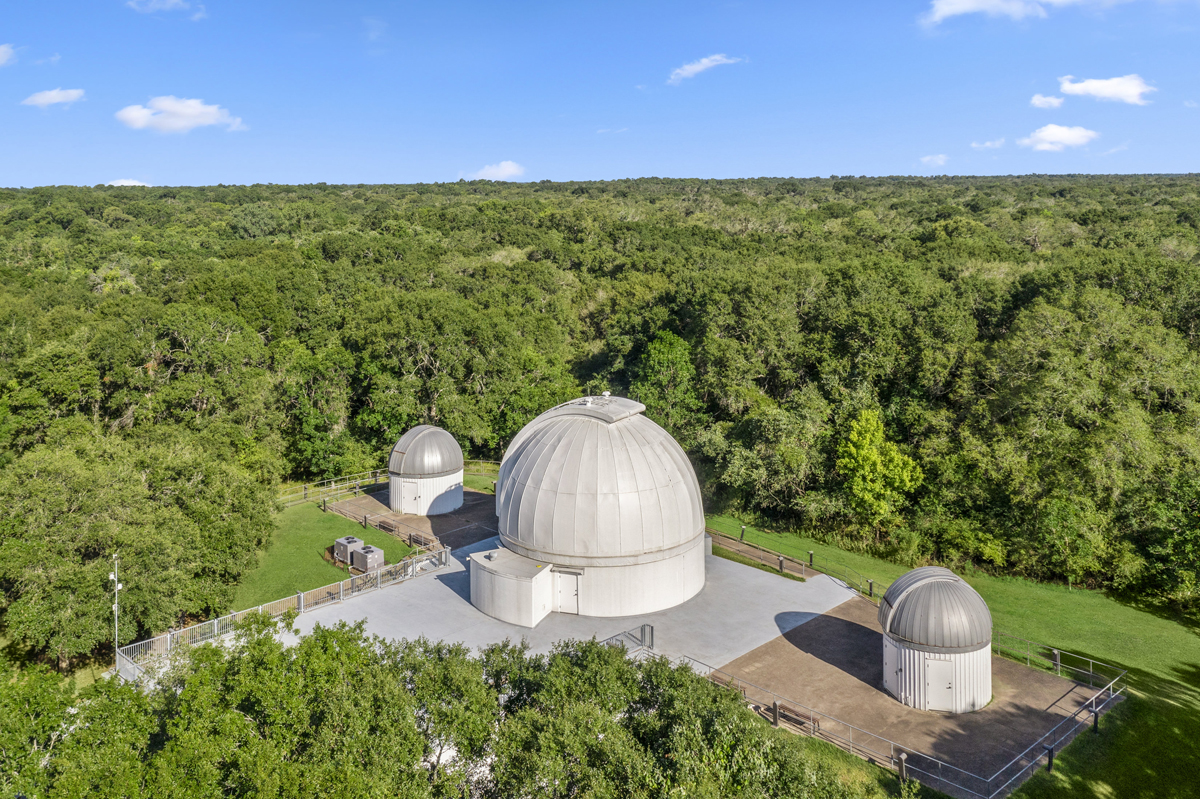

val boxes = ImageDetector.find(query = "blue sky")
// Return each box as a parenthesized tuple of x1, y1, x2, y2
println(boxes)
(2, 0, 1198, 186)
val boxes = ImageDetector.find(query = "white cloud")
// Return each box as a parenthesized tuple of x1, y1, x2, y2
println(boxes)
(1031, 93, 1064, 108)
(108, 179, 151, 186)
(971, 138, 1005, 149)
(127, 0, 189, 10)
(1059, 74, 1155, 105)
(1018, 123, 1099, 151)
(0, 44, 16, 66)
(190, 4, 207, 20)
(36, 53, 61, 65)
(667, 54, 742, 85)
(21, 88, 85, 108)
(922, 0, 1133, 25)
(470, 160, 525, 180)
(1185, 100, 1198, 108)
(116, 96, 245, 133)
(364, 17, 387, 42)
(921, 154, 949, 166)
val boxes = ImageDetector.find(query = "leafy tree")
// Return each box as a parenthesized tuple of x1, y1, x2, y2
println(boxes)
(835, 410, 923, 530)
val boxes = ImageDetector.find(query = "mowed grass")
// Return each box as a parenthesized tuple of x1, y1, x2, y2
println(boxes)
(712, 544, 806, 583)
(233, 504, 413, 611)
(708, 514, 1200, 799)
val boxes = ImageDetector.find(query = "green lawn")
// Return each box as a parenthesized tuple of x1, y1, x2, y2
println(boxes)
(232, 504, 413, 611)
(712, 544, 806, 583)
(708, 514, 1200, 799)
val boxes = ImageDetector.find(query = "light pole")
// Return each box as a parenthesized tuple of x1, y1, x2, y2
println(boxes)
(109, 553, 122, 664)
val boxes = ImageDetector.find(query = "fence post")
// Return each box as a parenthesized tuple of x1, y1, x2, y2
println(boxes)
(868, 579, 874, 598)
(772, 701, 780, 727)
(339, 580, 344, 603)
(362, 514, 368, 528)
(322, 498, 327, 513)
(778, 555, 785, 574)
(304, 485, 308, 500)
(376, 569, 381, 590)
(1091, 709, 1099, 733)
(808, 551, 814, 566)
(740, 525, 746, 541)
(1053, 648, 1061, 675)
(898, 752, 907, 783)
(296, 590, 304, 613)
(1044, 745, 1054, 772)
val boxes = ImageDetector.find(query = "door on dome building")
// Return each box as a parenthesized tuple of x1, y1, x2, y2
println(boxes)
(557, 572, 579, 614)
(925, 658, 954, 712)
(401, 481, 418, 514)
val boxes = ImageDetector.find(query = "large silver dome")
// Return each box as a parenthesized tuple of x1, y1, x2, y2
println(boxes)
(388, 425, 464, 478)
(879, 567, 992, 653)
(496, 395, 705, 568)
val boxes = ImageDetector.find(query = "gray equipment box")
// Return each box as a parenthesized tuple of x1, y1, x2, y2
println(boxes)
(335, 536, 365, 563)
(352, 545, 384, 572)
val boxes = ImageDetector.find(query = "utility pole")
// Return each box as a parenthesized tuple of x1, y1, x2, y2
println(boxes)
(109, 553, 122, 663)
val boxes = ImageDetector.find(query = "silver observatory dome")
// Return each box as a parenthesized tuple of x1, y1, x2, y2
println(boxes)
(879, 567, 992, 653)
(495, 395, 705, 568)
(388, 425, 464, 478)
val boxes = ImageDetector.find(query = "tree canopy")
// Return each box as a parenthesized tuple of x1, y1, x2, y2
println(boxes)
(2, 175, 1199, 666)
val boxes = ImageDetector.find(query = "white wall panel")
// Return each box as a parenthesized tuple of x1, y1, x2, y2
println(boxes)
(885, 639, 992, 713)
(390, 469, 463, 516)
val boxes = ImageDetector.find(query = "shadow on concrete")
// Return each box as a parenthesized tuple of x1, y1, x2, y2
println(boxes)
(775, 610, 884, 691)
(774, 611, 822, 636)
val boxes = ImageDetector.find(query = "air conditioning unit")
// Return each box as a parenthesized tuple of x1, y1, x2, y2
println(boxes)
(352, 545, 384, 572)
(335, 536, 365, 563)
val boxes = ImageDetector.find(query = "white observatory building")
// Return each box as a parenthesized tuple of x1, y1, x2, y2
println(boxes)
(387, 425, 464, 516)
(469, 394, 707, 628)
(879, 566, 993, 714)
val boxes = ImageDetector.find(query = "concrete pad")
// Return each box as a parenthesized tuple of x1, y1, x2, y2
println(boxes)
(286, 536, 857, 665)
(720, 595, 1106, 790)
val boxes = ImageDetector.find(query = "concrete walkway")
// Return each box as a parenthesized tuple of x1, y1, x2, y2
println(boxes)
(286, 536, 857, 666)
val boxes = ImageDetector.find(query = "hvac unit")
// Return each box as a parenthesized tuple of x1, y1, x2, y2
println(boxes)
(335, 536, 365, 563)
(352, 545, 384, 572)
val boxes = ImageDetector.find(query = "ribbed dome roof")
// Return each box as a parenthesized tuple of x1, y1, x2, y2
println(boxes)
(388, 425, 464, 478)
(496, 395, 705, 567)
(878, 567, 992, 653)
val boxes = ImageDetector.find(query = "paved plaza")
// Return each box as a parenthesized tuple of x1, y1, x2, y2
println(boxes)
(720, 596, 1105, 789)
(286, 535, 858, 666)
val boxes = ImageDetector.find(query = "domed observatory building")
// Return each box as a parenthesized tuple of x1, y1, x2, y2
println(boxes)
(879, 567, 993, 714)
(469, 394, 707, 628)
(388, 425, 464, 516)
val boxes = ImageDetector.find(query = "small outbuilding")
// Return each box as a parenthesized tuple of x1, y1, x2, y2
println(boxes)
(388, 425, 464, 516)
(879, 566, 992, 714)
(470, 393, 707, 628)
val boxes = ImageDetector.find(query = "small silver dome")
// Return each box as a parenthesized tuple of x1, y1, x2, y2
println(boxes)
(879, 566, 992, 653)
(388, 425, 464, 478)
(496, 395, 705, 568)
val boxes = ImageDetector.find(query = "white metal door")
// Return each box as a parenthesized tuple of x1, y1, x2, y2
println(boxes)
(557, 572, 579, 614)
(402, 481, 418, 513)
(926, 658, 955, 712)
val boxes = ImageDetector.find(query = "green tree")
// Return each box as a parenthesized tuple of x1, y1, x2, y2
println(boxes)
(835, 410, 922, 529)
(630, 331, 701, 442)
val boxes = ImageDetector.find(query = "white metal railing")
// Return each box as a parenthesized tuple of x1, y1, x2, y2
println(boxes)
(116, 546, 451, 683)
(279, 461, 501, 507)
(672, 642, 1125, 799)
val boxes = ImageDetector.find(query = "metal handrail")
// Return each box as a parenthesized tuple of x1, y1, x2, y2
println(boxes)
(279, 461, 502, 507)
(707, 528, 891, 602)
(116, 546, 452, 682)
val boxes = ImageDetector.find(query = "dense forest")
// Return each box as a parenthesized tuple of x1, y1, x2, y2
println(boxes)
(1, 618, 880, 799)
(1, 175, 1199, 666)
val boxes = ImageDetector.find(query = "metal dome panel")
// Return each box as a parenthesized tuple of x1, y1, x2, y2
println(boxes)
(879, 567, 992, 653)
(388, 425, 464, 478)
(496, 396, 705, 568)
